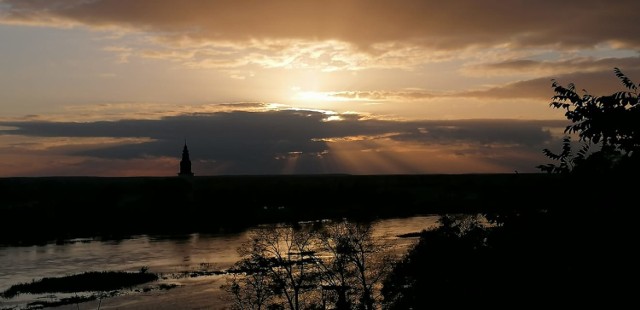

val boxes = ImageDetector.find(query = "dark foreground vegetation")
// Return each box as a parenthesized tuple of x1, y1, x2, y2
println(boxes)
(382, 209, 635, 308)
(382, 67, 639, 308)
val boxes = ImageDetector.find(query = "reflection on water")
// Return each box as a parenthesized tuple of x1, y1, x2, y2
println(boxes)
(0, 215, 439, 309)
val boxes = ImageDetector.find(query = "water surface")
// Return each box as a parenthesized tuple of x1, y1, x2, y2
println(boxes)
(0, 215, 439, 309)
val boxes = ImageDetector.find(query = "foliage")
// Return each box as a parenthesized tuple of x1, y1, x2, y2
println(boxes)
(536, 136, 591, 173)
(222, 220, 394, 310)
(383, 199, 637, 308)
(538, 67, 640, 173)
(381, 215, 490, 309)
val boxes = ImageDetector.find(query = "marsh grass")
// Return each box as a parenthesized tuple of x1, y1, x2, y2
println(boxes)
(1, 271, 158, 298)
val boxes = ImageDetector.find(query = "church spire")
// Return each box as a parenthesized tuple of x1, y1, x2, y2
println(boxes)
(178, 140, 194, 177)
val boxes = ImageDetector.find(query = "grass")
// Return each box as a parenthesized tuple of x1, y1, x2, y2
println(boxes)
(1, 271, 158, 298)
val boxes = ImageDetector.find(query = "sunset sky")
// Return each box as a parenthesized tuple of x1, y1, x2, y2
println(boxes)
(1, 0, 639, 176)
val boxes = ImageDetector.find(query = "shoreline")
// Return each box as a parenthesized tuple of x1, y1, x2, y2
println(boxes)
(0, 173, 597, 246)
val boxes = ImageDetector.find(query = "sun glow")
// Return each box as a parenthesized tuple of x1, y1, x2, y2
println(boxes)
(293, 91, 346, 102)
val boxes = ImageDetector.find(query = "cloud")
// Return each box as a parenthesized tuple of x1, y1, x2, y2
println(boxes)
(463, 56, 640, 77)
(130, 39, 440, 72)
(103, 46, 133, 63)
(329, 90, 440, 101)
(390, 119, 557, 146)
(327, 65, 640, 102)
(0, 102, 272, 122)
(460, 67, 640, 100)
(2, 0, 639, 75)
(1, 109, 567, 175)
(0, 0, 640, 82)
(2, 0, 639, 50)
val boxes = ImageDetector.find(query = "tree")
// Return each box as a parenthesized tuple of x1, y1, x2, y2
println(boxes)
(224, 258, 275, 310)
(314, 223, 356, 310)
(536, 136, 590, 173)
(224, 221, 395, 310)
(244, 224, 320, 310)
(315, 221, 393, 310)
(381, 215, 490, 310)
(538, 67, 640, 173)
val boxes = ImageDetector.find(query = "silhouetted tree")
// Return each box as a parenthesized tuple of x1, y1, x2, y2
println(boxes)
(315, 221, 393, 310)
(223, 257, 276, 310)
(314, 223, 356, 310)
(381, 214, 489, 310)
(224, 221, 394, 310)
(538, 67, 640, 173)
(243, 225, 320, 310)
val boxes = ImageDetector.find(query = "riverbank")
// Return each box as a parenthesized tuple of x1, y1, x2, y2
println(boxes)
(1, 173, 562, 245)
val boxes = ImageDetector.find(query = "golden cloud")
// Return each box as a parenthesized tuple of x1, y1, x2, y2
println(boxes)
(4, 0, 639, 49)
(3, 0, 639, 72)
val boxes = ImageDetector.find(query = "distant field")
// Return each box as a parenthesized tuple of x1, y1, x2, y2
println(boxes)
(0, 173, 567, 245)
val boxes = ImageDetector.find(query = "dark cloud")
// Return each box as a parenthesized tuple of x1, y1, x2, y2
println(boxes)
(1, 109, 567, 174)
(2, 0, 639, 50)
(392, 119, 560, 146)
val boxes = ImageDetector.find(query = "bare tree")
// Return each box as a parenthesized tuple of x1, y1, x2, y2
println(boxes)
(337, 222, 392, 310)
(225, 221, 395, 310)
(235, 224, 321, 310)
(314, 222, 357, 310)
(223, 256, 276, 310)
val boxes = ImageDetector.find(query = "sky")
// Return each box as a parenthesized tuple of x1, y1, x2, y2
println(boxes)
(1, 0, 639, 176)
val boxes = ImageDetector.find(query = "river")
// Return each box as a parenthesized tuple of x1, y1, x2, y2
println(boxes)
(0, 215, 439, 310)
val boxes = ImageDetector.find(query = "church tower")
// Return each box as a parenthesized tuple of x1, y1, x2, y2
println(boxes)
(178, 141, 194, 177)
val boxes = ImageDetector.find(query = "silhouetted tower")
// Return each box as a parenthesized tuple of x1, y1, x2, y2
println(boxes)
(178, 141, 194, 177)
